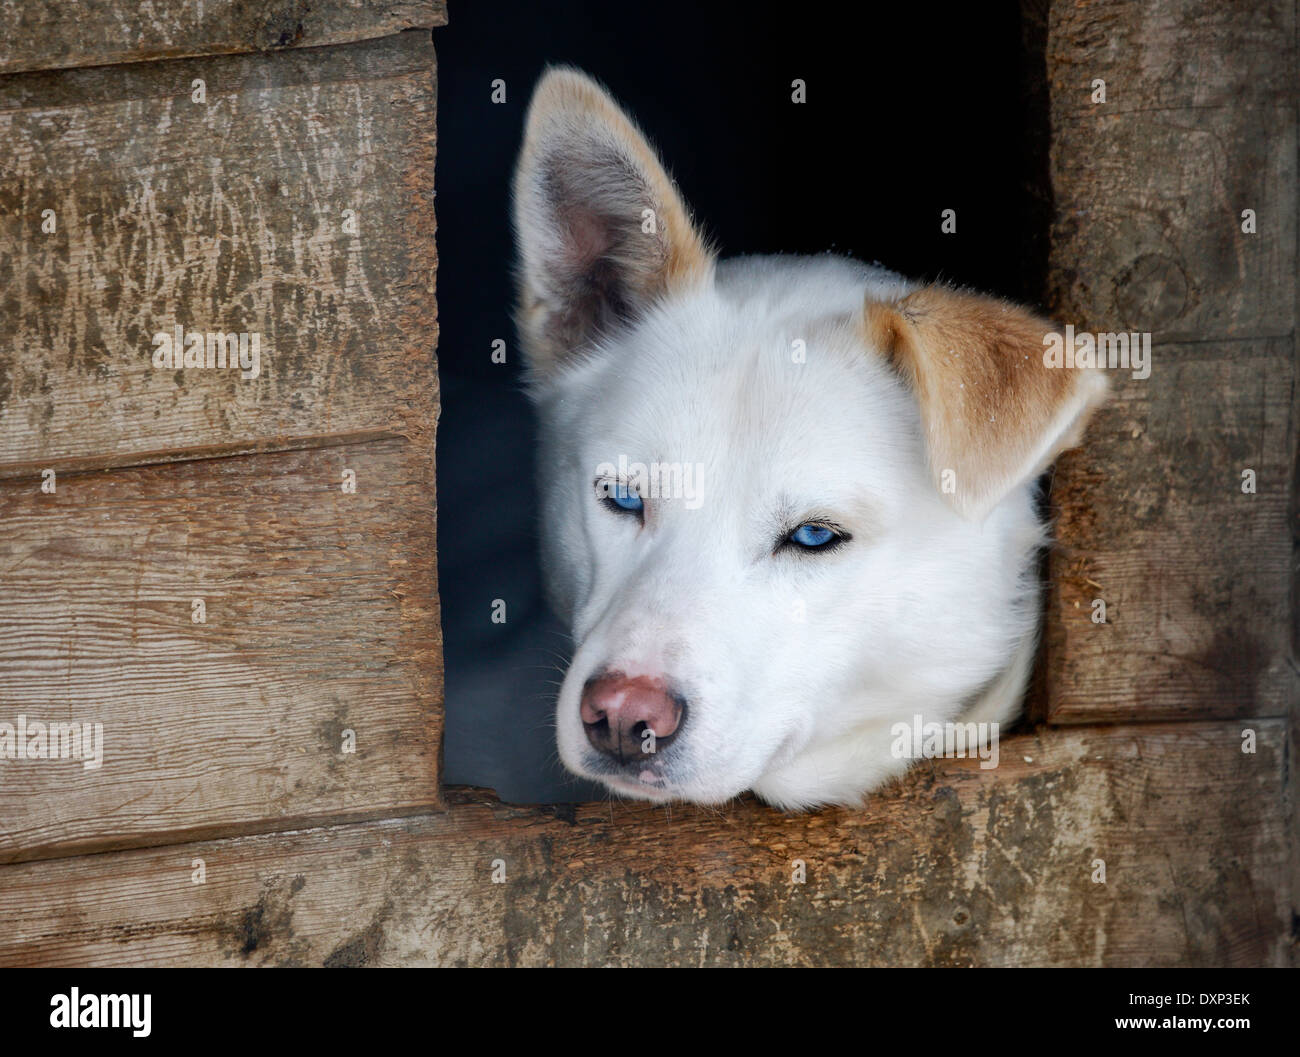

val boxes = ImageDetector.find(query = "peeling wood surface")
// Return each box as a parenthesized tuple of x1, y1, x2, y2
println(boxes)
(0, 723, 1286, 967)
(0, 1, 447, 75)
(0, 31, 440, 475)
(0, 437, 443, 864)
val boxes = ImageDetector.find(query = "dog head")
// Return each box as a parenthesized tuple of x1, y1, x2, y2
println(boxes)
(513, 68, 1106, 808)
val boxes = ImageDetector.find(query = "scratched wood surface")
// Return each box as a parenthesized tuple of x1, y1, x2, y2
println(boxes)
(0, 25, 445, 868)
(0, 0, 448, 75)
(0, 30, 439, 477)
(1041, 0, 1299, 724)
(0, 723, 1286, 967)
(0, 437, 443, 864)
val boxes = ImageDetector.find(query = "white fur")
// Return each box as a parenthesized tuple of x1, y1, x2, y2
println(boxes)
(512, 69, 1078, 811)
(529, 255, 1045, 810)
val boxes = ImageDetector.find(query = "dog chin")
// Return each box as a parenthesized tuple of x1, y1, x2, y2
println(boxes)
(596, 774, 679, 802)
(589, 765, 758, 807)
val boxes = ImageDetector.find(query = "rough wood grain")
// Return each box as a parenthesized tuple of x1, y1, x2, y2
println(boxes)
(0, 722, 1285, 967)
(1041, 0, 1298, 726)
(1047, 341, 1297, 722)
(1046, 0, 1293, 113)
(0, 0, 1290, 972)
(1290, 704, 1300, 967)
(1288, 1, 1300, 968)
(1044, 0, 1295, 340)
(0, 436, 443, 864)
(1047, 106, 1295, 343)
(0, 0, 448, 75)
(0, 30, 439, 475)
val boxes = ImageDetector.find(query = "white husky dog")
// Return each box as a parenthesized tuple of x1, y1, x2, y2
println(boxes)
(513, 69, 1107, 810)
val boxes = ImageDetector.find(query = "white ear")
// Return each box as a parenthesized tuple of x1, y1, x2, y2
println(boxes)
(864, 285, 1109, 520)
(512, 67, 713, 372)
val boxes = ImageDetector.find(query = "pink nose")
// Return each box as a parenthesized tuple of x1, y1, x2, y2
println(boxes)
(580, 671, 685, 762)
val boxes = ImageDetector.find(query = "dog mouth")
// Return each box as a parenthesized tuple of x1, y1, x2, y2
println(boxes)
(580, 753, 679, 799)
(598, 770, 677, 801)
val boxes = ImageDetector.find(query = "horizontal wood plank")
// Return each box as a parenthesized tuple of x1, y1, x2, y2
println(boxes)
(1046, 341, 1296, 722)
(0, 437, 443, 864)
(0, 722, 1286, 966)
(0, 30, 439, 475)
(0, 0, 447, 75)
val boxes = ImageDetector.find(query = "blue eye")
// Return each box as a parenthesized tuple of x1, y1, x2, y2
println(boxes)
(605, 484, 644, 514)
(789, 523, 837, 549)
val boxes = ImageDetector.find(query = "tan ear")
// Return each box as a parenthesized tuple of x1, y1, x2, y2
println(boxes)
(864, 285, 1109, 520)
(513, 67, 713, 372)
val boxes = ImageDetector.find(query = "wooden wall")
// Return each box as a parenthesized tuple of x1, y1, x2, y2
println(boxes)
(1042, 0, 1297, 726)
(0, 7, 446, 867)
(0, 0, 1295, 966)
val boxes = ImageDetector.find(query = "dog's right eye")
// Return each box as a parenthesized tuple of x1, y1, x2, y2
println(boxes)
(790, 523, 836, 547)
(776, 520, 850, 555)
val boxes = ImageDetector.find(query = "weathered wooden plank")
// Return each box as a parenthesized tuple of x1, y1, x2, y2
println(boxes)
(1041, 0, 1298, 728)
(1290, 704, 1300, 968)
(0, 436, 443, 864)
(0, 0, 447, 75)
(1044, 0, 1296, 350)
(0, 722, 1286, 967)
(1046, 106, 1295, 343)
(1046, 0, 1294, 112)
(1046, 341, 1297, 722)
(1291, 6, 1300, 970)
(0, 30, 439, 475)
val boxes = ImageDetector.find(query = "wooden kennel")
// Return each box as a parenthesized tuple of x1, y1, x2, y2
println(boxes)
(0, 0, 1294, 965)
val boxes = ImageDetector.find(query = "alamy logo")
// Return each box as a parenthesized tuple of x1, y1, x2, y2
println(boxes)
(0, 715, 103, 770)
(890, 716, 1000, 769)
(594, 455, 706, 509)
(1042, 324, 1151, 379)
(152, 324, 262, 379)
(50, 988, 151, 1037)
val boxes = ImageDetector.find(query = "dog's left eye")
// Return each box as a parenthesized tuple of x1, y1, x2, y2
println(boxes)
(601, 482, 644, 517)
(783, 522, 846, 552)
